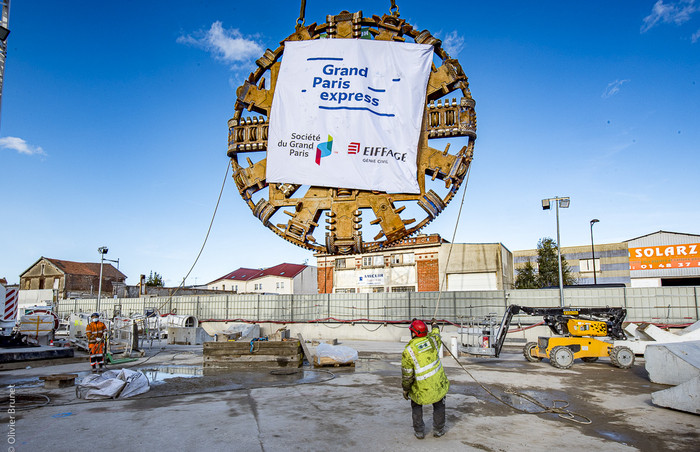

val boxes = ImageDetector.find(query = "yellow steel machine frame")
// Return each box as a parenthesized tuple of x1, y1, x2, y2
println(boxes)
(495, 306, 635, 370)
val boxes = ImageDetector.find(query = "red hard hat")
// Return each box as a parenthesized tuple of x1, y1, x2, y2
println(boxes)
(409, 319, 428, 337)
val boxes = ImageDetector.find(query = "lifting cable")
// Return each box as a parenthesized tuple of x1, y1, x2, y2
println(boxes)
(432, 162, 471, 320)
(390, 0, 400, 17)
(427, 162, 592, 424)
(151, 162, 230, 315)
(442, 346, 591, 424)
(297, 0, 306, 28)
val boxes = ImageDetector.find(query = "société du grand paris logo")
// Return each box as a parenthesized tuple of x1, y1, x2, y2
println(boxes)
(315, 135, 333, 165)
(315, 138, 361, 165)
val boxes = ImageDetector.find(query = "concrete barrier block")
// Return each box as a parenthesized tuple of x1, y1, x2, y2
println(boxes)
(638, 323, 684, 342)
(651, 375, 700, 415)
(680, 320, 700, 338)
(645, 341, 700, 385)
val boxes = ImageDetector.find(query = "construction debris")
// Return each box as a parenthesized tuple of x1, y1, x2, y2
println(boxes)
(214, 323, 261, 342)
(271, 327, 290, 341)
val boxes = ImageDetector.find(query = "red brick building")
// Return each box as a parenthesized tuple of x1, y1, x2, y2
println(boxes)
(316, 234, 513, 293)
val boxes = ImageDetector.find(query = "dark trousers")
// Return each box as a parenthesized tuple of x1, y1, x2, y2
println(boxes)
(411, 397, 445, 433)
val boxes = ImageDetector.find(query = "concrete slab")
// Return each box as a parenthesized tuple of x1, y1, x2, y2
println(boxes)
(637, 323, 685, 342)
(0, 345, 73, 363)
(1, 343, 698, 451)
(651, 375, 700, 414)
(681, 320, 700, 335)
(644, 341, 700, 385)
(616, 323, 700, 355)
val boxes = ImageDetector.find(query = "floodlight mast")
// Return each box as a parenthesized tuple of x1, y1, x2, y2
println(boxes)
(0, 0, 11, 131)
(97, 246, 108, 312)
(542, 196, 570, 307)
(590, 219, 600, 284)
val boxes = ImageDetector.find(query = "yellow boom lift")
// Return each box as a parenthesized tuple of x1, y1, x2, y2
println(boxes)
(492, 305, 635, 369)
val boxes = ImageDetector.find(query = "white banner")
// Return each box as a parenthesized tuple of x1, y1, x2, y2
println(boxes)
(357, 270, 385, 286)
(266, 39, 432, 194)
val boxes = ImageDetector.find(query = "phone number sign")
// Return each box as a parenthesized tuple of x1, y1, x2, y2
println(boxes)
(629, 243, 700, 270)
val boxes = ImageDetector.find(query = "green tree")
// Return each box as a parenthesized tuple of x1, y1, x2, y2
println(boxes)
(145, 271, 164, 287)
(536, 237, 576, 287)
(514, 261, 539, 289)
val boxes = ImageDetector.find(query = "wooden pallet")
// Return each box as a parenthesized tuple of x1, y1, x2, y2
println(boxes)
(203, 340, 302, 369)
(313, 356, 356, 368)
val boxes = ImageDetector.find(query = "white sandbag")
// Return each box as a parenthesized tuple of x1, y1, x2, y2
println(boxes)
(18, 314, 54, 337)
(316, 343, 358, 364)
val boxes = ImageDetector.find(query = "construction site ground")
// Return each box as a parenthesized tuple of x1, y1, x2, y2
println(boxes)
(2, 341, 698, 452)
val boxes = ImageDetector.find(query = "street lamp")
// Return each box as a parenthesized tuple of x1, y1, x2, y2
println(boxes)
(542, 196, 570, 307)
(97, 246, 108, 312)
(590, 219, 600, 285)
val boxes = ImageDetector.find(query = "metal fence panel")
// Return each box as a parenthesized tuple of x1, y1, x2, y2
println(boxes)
(54, 286, 699, 324)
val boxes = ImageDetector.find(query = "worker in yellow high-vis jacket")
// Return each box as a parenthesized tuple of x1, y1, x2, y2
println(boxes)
(401, 318, 449, 439)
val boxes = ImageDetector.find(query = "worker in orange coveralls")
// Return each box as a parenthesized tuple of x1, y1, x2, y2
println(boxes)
(85, 312, 107, 372)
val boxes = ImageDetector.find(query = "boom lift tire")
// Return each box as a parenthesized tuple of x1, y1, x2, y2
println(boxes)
(523, 342, 542, 362)
(581, 357, 599, 363)
(550, 346, 575, 369)
(609, 346, 635, 369)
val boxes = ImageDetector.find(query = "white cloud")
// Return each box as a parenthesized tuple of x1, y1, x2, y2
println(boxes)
(602, 79, 630, 99)
(692, 28, 700, 42)
(440, 31, 465, 57)
(641, 0, 698, 33)
(0, 136, 46, 156)
(177, 21, 264, 69)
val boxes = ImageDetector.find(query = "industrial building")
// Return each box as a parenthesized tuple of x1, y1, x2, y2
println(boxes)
(514, 242, 631, 286)
(513, 230, 700, 287)
(316, 234, 514, 293)
(626, 231, 700, 287)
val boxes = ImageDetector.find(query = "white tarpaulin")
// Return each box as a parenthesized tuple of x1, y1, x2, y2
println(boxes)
(77, 369, 150, 399)
(266, 39, 432, 194)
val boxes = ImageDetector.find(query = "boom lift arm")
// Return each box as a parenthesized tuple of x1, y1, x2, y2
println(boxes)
(493, 305, 628, 358)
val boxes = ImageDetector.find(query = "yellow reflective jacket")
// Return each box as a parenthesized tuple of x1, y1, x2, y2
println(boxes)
(401, 326, 449, 405)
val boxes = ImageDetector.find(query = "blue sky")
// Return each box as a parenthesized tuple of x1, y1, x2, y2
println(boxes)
(1, 1, 699, 286)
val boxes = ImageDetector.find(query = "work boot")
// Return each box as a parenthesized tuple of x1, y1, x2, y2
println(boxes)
(433, 427, 446, 438)
(414, 431, 425, 440)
